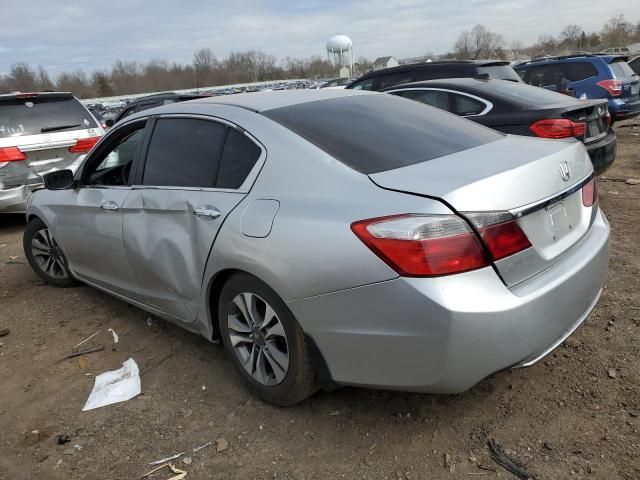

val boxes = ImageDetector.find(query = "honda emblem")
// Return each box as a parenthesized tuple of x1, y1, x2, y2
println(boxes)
(558, 161, 571, 182)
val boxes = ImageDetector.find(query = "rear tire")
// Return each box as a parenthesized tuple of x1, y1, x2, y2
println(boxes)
(23, 218, 77, 288)
(218, 273, 317, 406)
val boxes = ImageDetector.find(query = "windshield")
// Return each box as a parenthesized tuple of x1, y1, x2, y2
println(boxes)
(263, 94, 502, 174)
(476, 65, 522, 82)
(609, 60, 636, 79)
(0, 95, 97, 138)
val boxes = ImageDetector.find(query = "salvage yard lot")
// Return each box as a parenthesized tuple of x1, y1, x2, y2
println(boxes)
(1, 122, 639, 480)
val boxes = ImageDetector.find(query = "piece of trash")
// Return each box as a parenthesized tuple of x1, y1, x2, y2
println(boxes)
(444, 453, 455, 473)
(329, 410, 340, 416)
(487, 438, 535, 480)
(54, 459, 62, 469)
(215, 438, 228, 453)
(64, 344, 104, 360)
(108, 328, 119, 344)
(182, 457, 192, 465)
(192, 441, 212, 453)
(74, 331, 100, 349)
(56, 434, 71, 445)
(0, 328, 9, 337)
(62, 448, 75, 455)
(148, 451, 186, 466)
(82, 358, 141, 411)
(74, 444, 82, 451)
(141, 463, 187, 480)
(625, 178, 640, 185)
(608, 368, 617, 379)
(146, 317, 158, 327)
(201, 385, 206, 391)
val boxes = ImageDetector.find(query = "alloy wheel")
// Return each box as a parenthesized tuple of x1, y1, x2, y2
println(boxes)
(227, 293, 289, 386)
(30, 228, 69, 280)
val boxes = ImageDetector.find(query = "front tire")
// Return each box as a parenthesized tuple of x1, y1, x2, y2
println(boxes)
(23, 218, 77, 288)
(218, 273, 317, 406)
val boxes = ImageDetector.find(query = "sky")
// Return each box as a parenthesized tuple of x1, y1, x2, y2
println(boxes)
(1, 0, 639, 76)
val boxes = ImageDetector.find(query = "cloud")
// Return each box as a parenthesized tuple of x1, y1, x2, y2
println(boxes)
(0, 0, 638, 74)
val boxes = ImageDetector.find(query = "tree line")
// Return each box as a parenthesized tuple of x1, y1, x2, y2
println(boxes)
(1, 13, 638, 98)
(450, 14, 640, 60)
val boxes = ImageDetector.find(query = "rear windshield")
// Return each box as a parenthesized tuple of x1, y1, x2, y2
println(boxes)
(609, 59, 636, 79)
(0, 95, 97, 138)
(262, 94, 502, 174)
(476, 79, 576, 107)
(476, 65, 522, 82)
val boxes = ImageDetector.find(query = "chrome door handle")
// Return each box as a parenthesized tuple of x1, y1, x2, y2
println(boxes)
(100, 201, 120, 211)
(194, 207, 221, 219)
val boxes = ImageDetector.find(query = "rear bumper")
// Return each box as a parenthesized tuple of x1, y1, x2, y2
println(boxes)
(289, 208, 610, 394)
(585, 129, 616, 175)
(609, 97, 640, 120)
(0, 183, 41, 213)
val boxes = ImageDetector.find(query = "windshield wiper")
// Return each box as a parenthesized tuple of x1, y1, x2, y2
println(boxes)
(40, 124, 81, 133)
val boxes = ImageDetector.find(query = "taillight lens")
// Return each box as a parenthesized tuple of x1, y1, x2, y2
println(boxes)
(604, 110, 611, 129)
(69, 136, 100, 153)
(465, 212, 532, 261)
(351, 214, 488, 277)
(0, 146, 27, 162)
(582, 177, 598, 207)
(597, 79, 622, 97)
(529, 119, 586, 139)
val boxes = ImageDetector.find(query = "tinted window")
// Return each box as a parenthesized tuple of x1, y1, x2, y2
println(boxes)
(350, 78, 375, 90)
(609, 60, 636, 78)
(414, 68, 465, 81)
(0, 95, 98, 138)
(217, 129, 261, 189)
(143, 118, 227, 187)
(378, 72, 414, 89)
(525, 64, 565, 87)
(453, 94, 485, 115)
(629, 57, 640, 75)
(392, 89, 452, 111)
(263, 95, 501, 174)
(565, 62, 598, 81)
(476, 65, 521, 82)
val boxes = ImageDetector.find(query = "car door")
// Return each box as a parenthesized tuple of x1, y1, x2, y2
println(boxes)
(53, 119, 148, 297)
(123, 115, 263, 322)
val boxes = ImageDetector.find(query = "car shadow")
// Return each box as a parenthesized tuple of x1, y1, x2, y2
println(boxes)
(0, 213, 26, 233)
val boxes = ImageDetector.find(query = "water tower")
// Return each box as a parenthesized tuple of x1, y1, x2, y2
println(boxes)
(326, 34, 354, 76)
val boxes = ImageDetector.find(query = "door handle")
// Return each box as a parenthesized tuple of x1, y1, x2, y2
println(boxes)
(194, 206, 221, 219)
(100, 201, 120, 211)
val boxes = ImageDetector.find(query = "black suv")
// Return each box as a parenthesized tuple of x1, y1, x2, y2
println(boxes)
(346, 60, 521, 91)
(113, 92, 211, 124)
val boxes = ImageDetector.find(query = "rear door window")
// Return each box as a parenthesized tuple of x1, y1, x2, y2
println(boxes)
(452, 94, 486, 115)
(0, 95, 97, 138)
(263, 94, 502, 174)
(565, 62, 598, 81)
(142, 118, 227, 188)
(609, 59, 636, 79)
(216, 129, 262, 189)
(525, 64, 565, 87)
(349, 78, 375, 90)
(391, 89, 453, 112)
(378, 72, 414, 89)
(414, 68, 462, 80)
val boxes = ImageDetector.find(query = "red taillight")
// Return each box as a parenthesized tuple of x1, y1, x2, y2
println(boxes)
(597, 79, 622, 97)
(0, 146, 27, 162)
(69, 136, 100, 153)
(529, 118, 586, 139)
(15, 92, 39, 99)
(582, 177, 598, 207)
(351, 214, 489, 277)
(604, 109, 611, 129)
(476, 219, 532, 261)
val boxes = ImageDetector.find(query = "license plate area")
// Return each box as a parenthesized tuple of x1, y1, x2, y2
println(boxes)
(547, 201, 572, 241)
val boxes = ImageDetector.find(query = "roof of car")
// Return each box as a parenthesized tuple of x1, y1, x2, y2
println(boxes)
(514, 54, 625, 68)
(127, 92, 211, 104)
(349, 60, 511, 82)
(381, 77, 501, 92)
(0, 91, 73, 100)
(185, 88, 373, 112)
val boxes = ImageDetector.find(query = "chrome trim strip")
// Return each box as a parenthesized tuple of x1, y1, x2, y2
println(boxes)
(384, 87, 494, 116)
(514, 287, 602, 368)
(510, 173, 593, 217)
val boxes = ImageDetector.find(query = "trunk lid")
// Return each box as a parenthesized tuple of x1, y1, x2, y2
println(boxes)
(561, 99, 609, 144)
(369, 135, 596, 286)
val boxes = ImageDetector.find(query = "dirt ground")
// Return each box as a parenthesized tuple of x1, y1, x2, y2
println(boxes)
(1, 121, 639, 480)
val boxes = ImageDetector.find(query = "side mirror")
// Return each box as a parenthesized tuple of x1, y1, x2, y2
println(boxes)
(105, 119, 114, 128)
(43, 170, 75, 190)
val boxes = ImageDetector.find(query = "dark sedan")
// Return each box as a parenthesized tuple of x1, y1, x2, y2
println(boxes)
(382, 78, 616, 174)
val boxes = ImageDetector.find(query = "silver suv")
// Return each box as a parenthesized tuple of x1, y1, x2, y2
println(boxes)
(0, 92, 104, 212)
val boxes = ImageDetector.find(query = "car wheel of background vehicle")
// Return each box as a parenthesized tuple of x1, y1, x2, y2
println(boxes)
(23, 218, 77, 288)
(218, 273, 317, 406)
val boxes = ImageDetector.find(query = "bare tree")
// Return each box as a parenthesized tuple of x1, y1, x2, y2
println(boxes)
(560, 24, 583, 48)
(454, 25, 504, 59)
(193, 48, 218, 88)
(601, 14, 634, 47)
(510, 40, 524, 59)
(7, 63, 37, 92)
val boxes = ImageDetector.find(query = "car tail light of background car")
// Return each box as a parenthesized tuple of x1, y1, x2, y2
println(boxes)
(68, 136, 100, 153)
(597, 79, 623, 97)
(529, 119, 586, 139)
(0, 146, 27, 162)
(582, 177, 598, 207)
(351, 212, 531, 277)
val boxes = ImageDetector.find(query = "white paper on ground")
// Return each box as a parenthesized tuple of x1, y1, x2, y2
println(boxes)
(82, 358, 141, 411)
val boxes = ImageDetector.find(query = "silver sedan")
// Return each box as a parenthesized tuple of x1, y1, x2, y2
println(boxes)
(23, 90, 610, 406)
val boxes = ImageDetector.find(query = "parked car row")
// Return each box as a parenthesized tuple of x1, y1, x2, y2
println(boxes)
(21, 85, 610, 406)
